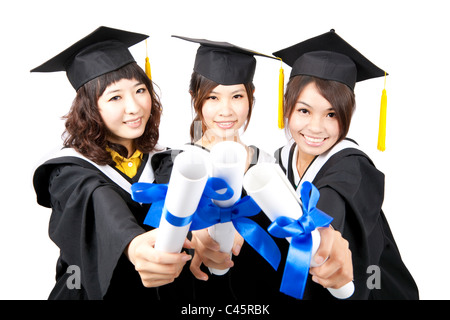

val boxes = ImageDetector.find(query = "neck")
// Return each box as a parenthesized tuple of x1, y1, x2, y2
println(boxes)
(197, 132, 243, 150)
(296, 148, 315, 178)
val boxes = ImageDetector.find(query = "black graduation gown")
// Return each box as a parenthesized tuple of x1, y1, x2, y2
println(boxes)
(33, 148, 194, 300)
(274, 140, 419, 300)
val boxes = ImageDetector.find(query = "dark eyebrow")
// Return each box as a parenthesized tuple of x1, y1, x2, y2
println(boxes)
(297, 101, 334, 111)
(297, 100, 311, 108)
(104, 81, 144, 95)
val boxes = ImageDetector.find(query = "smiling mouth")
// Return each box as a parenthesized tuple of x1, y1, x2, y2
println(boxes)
(215, 121, 237, 129)
(302, 134, 327, 146)
(124, 117, 142, 127)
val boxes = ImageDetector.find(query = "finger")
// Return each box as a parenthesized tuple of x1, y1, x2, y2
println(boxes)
(140, 274, 176, 288)
(189, 253, 208, 281)
(313, 227, 334, 265)
(193, 229, 220, 251)
(183, 238, 193, 250)
(148, 249, 192, 265)
(311, 270, 352, 289)
(232, 232, 244, 256)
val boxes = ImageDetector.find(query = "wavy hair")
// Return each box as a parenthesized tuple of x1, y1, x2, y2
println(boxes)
(62, 62, 162, 165)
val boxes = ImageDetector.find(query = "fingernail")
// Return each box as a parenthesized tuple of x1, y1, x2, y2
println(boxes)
(182, 254, 192, 261)
(315, 255, 325, 265)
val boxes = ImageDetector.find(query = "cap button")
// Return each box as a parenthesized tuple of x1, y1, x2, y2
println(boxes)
(330, 29, 335, 33)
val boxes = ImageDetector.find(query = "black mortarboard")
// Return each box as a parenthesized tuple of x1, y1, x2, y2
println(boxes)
(31, 26, 148, 90)
(172, 35, 278, 85)
(273, 29, 386, 90)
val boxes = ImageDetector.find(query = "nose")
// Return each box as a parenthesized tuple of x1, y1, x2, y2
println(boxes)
(219, 98, 233, 117)
(307, 114, 323, 133)
(125, 95, 140, 114)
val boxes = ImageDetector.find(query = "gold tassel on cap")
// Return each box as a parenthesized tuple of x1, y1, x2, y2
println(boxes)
(145, 39, 152, 80)
(278, 58, 284, 129)
(377, 72, 387, 151)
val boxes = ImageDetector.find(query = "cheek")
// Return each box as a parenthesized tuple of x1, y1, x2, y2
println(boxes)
(327, 121, 341, 140)
(288, 114, 305, 134)
(200, 103, 215, 124)
(235, 102, 250, 123)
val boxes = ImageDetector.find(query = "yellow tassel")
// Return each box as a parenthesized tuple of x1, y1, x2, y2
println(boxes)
(278, 59, 284, 129)
(377, 72, 387, 151)
(145, 39, 152, 80)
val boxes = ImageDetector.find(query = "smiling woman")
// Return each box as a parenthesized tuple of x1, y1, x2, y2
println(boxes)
(30, 26, 194, 300)
(195, 83, 251, 149)
(64, 62, 161, 165)
(97, 78, 152, 157)
(273, 29, 419, 299)
(284, 77, 353, 177)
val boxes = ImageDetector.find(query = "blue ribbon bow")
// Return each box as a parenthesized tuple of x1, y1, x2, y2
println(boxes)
(193, 193, 281, 270)
(131, 177, 233, 228)
(131, 178, 281, 271)
(268, 181, 333, 299)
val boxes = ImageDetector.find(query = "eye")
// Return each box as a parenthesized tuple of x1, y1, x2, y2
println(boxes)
(109, 95, 121, 102)
(297, 108, 309, 114)
(207, 95, 218, 100)
(233, 94, 244, 99)
(327, 112, 336, 118)
(136, 87, 147, 94)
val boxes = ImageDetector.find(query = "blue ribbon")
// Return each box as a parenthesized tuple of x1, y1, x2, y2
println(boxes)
(192, 194, 281, 270)
(268, 181, 333, 299)
(131, 177, 281, 271)
(131, 177, 233, 228)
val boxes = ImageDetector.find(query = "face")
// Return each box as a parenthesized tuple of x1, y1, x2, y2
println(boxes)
(98, 78, 152, 152)
(201, 84, 249, 142)
(288, 82, 340, 159)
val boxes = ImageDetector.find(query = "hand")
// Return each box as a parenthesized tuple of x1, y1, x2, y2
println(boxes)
(189, 229, 244, 281)
(309, 227, 353, 289)
(125, 229, 192, 288)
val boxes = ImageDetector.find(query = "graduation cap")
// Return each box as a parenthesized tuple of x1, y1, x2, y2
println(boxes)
(172, 35, 280, 85)
(31, 26, 149, 90)
(273, 29, 386, 90)
(273, 29, 388, 151)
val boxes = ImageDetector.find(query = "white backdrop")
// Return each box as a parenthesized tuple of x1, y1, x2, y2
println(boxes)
(1, 0, 448, 300)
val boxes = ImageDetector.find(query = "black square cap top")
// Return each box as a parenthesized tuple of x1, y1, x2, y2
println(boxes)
(31, 26, 148, 90)
(273, 29, 386, 90)
(172, 35, 278, 85)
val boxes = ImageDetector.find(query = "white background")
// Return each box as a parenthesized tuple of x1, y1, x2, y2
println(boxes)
(1, 0, 448, 300)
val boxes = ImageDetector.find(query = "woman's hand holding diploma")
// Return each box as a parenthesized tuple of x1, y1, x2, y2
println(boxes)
(125, 229, 193, 288)
(190, 229, 244, 281)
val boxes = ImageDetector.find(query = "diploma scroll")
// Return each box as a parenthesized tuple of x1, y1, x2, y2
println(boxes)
(155, 151, 209, 253)
(208, 141, 247, 275)
(243, 163, 354, 299)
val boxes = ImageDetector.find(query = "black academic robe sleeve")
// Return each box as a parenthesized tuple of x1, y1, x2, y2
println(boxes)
(312, 149, 419, 300)
(34, 151, 195, 300)
(44, 163, 145, 299)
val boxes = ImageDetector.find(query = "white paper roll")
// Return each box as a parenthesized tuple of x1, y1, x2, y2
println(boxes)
(155, 151, 209, 253)
(208, 141, 247, 275)
(243, 163, 354, 299)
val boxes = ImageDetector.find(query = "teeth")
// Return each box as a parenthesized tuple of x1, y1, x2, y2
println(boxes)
(125, 119, 140, 124)
(304, 135, 325, 143)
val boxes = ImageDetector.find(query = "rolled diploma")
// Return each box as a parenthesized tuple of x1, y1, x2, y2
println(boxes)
(155, 151, 209, 253)
(243, 163, 354, 299)
(208, 141, 247, 275)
